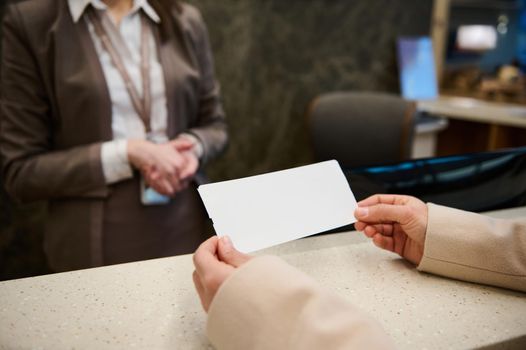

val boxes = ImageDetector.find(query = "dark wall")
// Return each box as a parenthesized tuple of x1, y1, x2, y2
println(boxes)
(191, 0, 433, 179)
(0, 0, 432, 280)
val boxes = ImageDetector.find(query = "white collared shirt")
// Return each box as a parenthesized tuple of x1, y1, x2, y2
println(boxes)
(68, 0, 201, 184)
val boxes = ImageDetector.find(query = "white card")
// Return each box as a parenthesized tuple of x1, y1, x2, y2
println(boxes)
(198, 160, 357, 253)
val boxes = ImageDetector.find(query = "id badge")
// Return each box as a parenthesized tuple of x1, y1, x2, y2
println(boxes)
(140, 177, 171, 206)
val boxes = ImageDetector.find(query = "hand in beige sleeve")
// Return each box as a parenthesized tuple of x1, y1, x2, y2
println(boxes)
(192, 237, 394, 350)
(192, 236, 251, 311)
(355, 194, 526, 292)
(354, 194, 428, 265)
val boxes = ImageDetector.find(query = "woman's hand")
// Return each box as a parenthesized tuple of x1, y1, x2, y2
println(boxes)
(127, 137, 200, 196)
(171, 137, 199, 185)
(354, 194, 428, 265)
(192, 236, 251, 312)
(127, 139, 186, 195)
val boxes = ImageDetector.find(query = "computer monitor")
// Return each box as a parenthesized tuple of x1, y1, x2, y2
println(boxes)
(397, 37, 438, 101)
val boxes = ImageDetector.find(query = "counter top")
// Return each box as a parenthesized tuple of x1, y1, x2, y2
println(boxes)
(1, 206, 526, 349)
(418, 96, 526, 129)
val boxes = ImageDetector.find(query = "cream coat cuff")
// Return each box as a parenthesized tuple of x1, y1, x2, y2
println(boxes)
(418, 203, 526, 292)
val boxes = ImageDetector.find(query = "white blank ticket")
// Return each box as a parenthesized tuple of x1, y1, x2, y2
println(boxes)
(198, 160, 358, 252)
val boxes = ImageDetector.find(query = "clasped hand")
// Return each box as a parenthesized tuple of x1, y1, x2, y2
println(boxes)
(127, 137, 199, 196)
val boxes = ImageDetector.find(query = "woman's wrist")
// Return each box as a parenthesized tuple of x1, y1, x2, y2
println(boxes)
(177, 133, 204, 160)
(127, 139, 150, 170)
(101, 140, 134, 184)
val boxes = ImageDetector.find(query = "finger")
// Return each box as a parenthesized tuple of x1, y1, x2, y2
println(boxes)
(146, 178, 167, 196)
(159, 178, 175, 196)
(358, 194, 401, 207)
(178, 165, 191, 182)
(354, 221, 369, 232)
(148, 161, 177, 193)
(356, 221, 395, 232)
(354, 204, 411, 226)
(372, 233, 395, 252)
(166, 172, 182, 193)
(143, 167, 163, 185)
(142, 164, 155, 176)
(179, 158, 198, 181)
(148, 170, 160, 181)
(362, 223, 395, 238)
(192, 270, 205, 297)
(158, 164, 180, 194)
(363, 225, 376, 238)
(392, 229, 408, 257)
(217, 236, 251, 268)
(159, 156, 180, 178)
(170, 152, 187, 170)
(192, 270, 208, 312)
(193, 236, 220, 276)
(157, 143, 186, 171)
(371, 223, 395, 236)
(171, 138, 194, 151)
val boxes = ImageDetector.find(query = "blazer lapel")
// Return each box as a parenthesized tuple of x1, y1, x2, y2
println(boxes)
(76, 15, 113, 141)
(54, 1, 112, 142)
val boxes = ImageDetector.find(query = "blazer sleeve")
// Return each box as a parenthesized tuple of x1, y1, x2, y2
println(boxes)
(181, 5, 228, 166)
(417, 204, 526, 292)
(207, 256, 395, 350)
(0, 4, 106, 203)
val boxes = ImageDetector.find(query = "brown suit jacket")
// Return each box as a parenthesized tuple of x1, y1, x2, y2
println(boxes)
(0, 0, 227, 271)
(206, 205, 525, 349)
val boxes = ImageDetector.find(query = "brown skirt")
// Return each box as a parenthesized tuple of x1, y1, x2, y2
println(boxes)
(101, 175, 212, 265)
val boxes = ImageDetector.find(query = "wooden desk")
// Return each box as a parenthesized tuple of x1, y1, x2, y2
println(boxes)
(418, 96, 526, 155)
(1, 206, 525, 349)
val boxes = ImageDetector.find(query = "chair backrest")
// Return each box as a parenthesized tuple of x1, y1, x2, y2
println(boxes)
(307, 92, 416, 168)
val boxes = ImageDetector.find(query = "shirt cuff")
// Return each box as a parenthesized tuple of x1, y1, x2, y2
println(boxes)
(179, 133, 204, 159)
(101, 140, 133, 184)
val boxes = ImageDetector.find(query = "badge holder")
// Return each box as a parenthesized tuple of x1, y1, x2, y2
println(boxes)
(140, 178, 171, 205)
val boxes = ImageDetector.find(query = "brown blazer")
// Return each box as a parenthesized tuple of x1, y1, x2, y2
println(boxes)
(0, 1, 227, 271)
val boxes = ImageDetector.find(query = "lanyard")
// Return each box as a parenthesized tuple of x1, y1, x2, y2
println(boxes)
(87, 7, 152, 133)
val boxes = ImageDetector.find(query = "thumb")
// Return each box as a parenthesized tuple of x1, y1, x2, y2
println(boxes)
(171, 138, 194, 152)
(217, 236, 251, 268)
(354, 204, 411, 225)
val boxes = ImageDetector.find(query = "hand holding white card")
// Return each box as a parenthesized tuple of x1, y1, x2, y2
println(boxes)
(198, 160, 357, 252)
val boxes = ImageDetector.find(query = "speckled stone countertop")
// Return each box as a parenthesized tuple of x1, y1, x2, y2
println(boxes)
(1, 207, 525, 349)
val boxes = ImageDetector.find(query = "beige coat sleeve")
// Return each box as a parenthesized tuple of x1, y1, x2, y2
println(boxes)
(207, 256, 395, 350)
(418, 204, 526, 292)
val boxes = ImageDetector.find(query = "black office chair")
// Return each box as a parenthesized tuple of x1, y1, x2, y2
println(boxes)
(307, 92, 416, 168)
